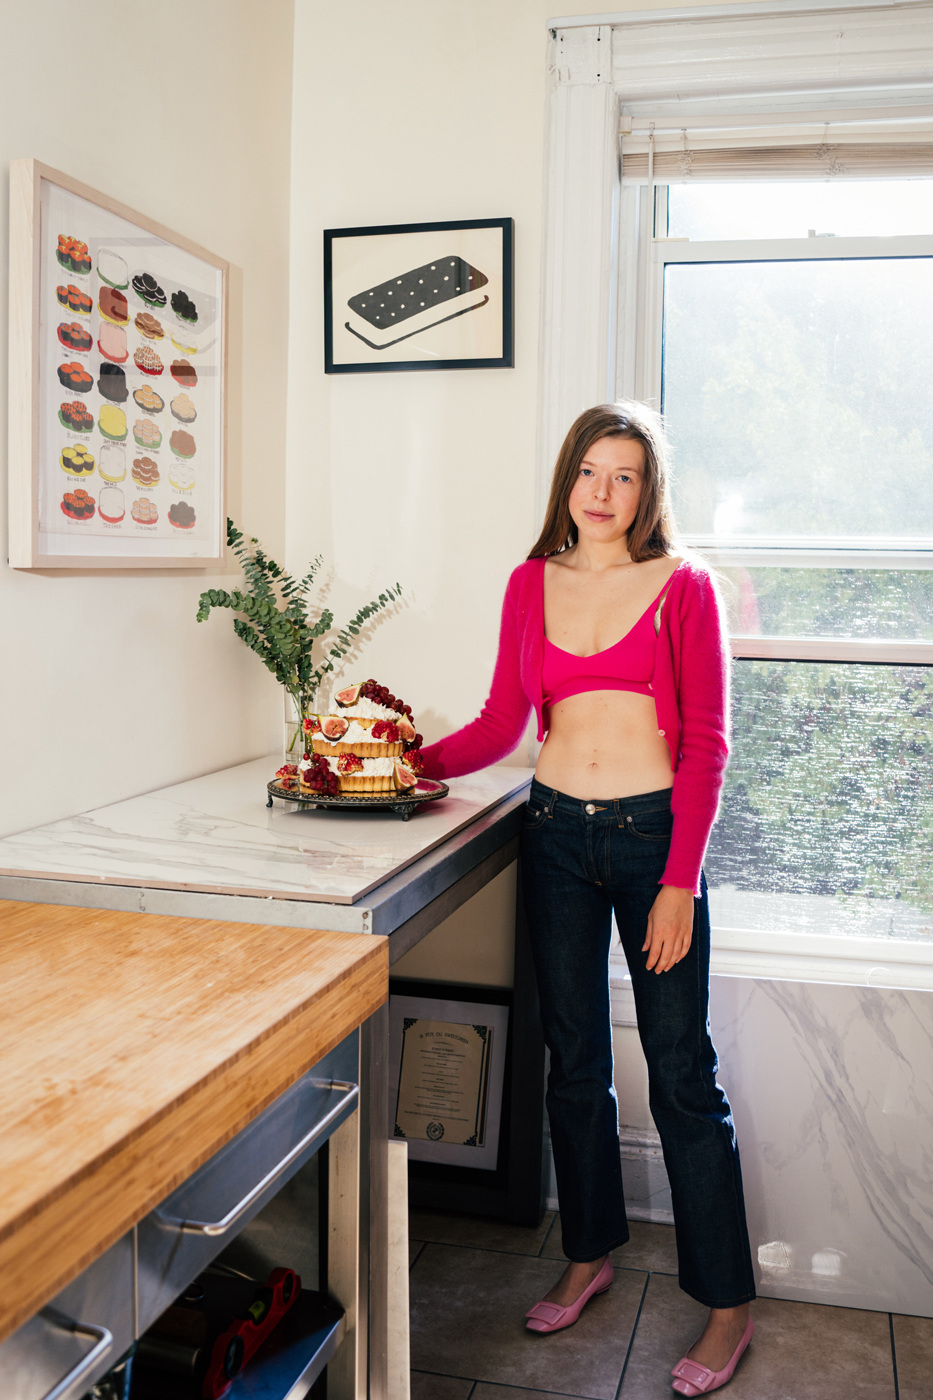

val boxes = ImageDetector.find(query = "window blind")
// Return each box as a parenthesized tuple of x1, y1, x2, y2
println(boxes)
(620, 130, 933, 182)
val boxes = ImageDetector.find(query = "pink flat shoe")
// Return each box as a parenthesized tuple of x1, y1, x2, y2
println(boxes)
(670, 1316, 754, 1396)
(525, 1257, 614, 1334)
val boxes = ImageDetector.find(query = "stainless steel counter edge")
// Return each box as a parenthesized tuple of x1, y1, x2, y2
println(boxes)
(0, 783, 531, 937)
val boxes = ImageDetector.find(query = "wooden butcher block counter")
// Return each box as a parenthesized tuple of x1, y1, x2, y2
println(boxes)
(0, 898, 388, 1344)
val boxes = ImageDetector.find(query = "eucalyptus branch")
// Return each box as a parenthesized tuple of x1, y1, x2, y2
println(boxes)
(196, 519, 402, 734)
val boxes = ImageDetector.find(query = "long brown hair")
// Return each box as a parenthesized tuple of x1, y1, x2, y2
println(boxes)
(528, 401, 677, 561)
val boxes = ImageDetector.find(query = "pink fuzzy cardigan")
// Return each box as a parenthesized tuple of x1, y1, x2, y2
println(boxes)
(420, 556, 730, 894)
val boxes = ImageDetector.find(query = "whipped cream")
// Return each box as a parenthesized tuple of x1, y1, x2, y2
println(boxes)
(300, 755, 397, 777)
(339, 697, 401, 720)
(314, 719, 396, 744)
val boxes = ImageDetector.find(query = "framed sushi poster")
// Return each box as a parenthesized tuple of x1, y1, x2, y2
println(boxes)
(8, 160, 227, 569)
(324, 217, 513, 373)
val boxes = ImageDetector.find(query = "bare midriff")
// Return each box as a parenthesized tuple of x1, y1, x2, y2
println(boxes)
(535, 689, 673, 800)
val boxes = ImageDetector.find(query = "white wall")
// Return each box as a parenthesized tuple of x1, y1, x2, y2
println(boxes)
(0, 0, 294, 837)
(287, 0, 569, 743)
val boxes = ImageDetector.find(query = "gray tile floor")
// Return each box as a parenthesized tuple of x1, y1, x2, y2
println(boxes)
(409, 1208, 932, 1399)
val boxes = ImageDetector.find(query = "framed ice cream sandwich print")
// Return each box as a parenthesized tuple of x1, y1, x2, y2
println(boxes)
(324, 217, 513, 373)
(8, 160, 227, 569)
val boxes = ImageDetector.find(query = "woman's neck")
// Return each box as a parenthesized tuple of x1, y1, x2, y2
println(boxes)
(566, 537, 636, 573)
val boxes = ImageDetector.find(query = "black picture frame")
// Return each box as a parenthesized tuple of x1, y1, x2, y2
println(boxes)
(324, 218, 513, 373)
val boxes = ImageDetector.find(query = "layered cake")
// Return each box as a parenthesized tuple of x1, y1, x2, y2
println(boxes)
(61, 488, 95, 520)
(98, 248, 128, 289)
(99, 287, 129, 325)
(132, 497, 158, 524)
(98, 363, 128, 402)
(98, 323, 128, 363)
(131, 455, 160, 487)
(57, 361, 93, 393)
(297, 680, 424, 796)
(134, 344, 164, 375)
(170, 392, 197, 423)
(133, 384, 164, 414)
(56, 235, 91, 275)
(60, 445, 95, 477)
(57, 321, 92, 352)
(171, 288, 198, 323)
(59, 399, 93, 433)
(98, 405, 128, 441)
(132, 272, 166, 308)
(135, 312, 164, 340)
(98, 442, 127, 482)
(99, 485, 125, 523)
(168, 459, 195, 491)
(170, 358, 197, 389)
(133, 418, 162, 449)
(57, 284, 92, 315)
(170, 429, 196, 458)
(168, 500, 196, 530)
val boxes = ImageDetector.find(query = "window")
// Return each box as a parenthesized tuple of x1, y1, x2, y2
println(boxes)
(625, 174, 933, 944)
(541, 5, 933, 960)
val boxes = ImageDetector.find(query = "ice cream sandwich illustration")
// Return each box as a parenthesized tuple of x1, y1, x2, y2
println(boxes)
(345, 255, 489, 350)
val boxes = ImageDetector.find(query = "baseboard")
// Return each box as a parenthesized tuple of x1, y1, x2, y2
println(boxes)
(619, 1126, 674, 1222)
(545, 1126, 674, 1224)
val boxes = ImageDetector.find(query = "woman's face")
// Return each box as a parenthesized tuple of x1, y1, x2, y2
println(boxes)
(567, 435, 645, 548)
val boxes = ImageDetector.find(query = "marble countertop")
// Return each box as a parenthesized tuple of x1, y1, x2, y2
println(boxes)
(0, 757, 532, 906)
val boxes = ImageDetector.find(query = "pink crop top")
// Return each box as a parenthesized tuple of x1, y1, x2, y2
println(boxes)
(542, 580, 670, 710)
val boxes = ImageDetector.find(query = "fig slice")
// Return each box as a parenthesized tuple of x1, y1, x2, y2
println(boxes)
(334, 683, 363, 708)
(394, 760, 418, 790)
(397, 716, 416, 743)
(321, 715, 350, 742)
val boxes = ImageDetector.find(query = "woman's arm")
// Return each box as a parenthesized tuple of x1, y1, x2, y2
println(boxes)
(419, 572, 533, 779)
(644, 569, 729, 971)
(661, 568, 731, 894)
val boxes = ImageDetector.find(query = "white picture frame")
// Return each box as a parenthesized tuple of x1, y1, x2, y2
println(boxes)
(8, 160, 228, 569)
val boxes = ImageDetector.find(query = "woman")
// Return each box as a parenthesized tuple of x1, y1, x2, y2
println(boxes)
(419, 402, 755, 1397)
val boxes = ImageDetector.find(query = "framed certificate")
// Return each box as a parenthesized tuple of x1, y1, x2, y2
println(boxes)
(8, 160, 227, 569)
(389, 986, 510, 1169)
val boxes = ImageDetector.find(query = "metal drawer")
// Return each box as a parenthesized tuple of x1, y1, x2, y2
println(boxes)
(137, 1030, 359, 1334)
(0, 1233, 134, 1400)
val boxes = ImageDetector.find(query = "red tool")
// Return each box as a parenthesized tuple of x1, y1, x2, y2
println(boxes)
(201, 1267, 300, 1399)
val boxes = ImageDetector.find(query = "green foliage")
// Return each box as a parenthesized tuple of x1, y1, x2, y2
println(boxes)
(197, 520, 401, 736)
(708, 660, 933, 920)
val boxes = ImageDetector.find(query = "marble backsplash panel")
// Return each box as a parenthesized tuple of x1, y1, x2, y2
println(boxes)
(710, 976, 933, 1317)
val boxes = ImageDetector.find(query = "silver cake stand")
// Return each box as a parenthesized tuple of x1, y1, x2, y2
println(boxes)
(266, 776, 449, 820)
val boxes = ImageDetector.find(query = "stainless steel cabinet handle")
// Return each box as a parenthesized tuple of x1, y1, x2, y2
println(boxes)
(38, 1313, 113, 1400)
(167, 1079, 359, 1237)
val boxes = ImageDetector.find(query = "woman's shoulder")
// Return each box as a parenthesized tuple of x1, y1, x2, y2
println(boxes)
(505, 555, 546, 596)
(666, 552, 719, 598)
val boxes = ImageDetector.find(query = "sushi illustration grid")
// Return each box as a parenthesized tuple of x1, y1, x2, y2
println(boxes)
(326, 219, 513, 372)
(36, 178, 224, 561)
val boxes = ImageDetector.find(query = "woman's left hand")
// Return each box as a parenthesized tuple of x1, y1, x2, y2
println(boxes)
(642, 884, 695, 973)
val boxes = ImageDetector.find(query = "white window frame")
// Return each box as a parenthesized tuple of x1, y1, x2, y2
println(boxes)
(624, 191, 933, 571)
(540, 0, 933, 978)
(627, 187, 933, 662)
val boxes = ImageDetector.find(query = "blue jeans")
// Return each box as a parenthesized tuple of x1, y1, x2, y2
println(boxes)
(521, 778, 756, 1309)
